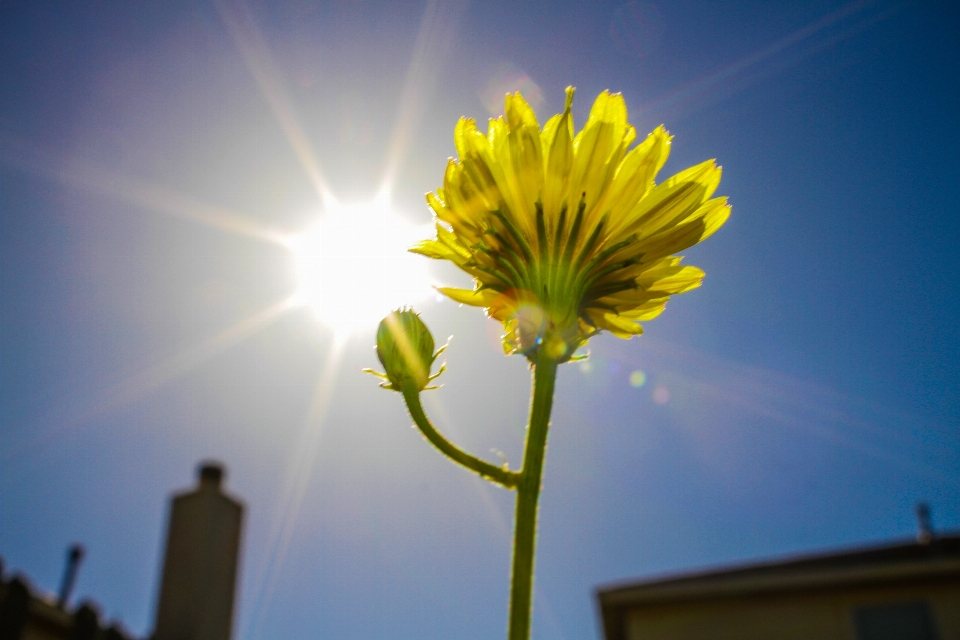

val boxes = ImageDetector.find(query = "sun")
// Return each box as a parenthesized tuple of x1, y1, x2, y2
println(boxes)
(286, 192, 434, 335)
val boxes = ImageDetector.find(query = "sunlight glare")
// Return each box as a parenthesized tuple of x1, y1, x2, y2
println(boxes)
(287, 193, 434, 335)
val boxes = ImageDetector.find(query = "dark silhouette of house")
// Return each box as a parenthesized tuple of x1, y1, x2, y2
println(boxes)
(0, 462, 244, 640)
(597, 532, 960, 640)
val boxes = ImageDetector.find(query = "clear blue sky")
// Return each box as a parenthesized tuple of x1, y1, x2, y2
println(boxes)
(1, 0, 958, 638)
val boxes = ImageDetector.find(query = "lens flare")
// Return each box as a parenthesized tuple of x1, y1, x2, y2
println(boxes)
(652, 385, 670, 404)
(629, 370, 647, 387)
(287, 193, 434, 335)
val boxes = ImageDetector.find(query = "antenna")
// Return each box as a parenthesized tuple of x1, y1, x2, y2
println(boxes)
(915, 502, 933, 545)
(57, 544, 85, 608)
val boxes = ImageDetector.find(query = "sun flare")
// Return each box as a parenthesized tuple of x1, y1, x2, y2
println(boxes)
(287, 193, 434, 335)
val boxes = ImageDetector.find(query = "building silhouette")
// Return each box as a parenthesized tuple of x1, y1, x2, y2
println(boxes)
(597, 532, 960, 640)
(152, 463, 243, 640)
(0, 462, 244, 640)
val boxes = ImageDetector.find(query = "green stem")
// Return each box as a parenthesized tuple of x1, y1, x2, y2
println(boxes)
(401, 387, 519, 489)
(508, 354, 559, 640)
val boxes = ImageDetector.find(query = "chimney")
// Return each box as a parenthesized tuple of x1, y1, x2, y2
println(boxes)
(152, 462, 244, 640)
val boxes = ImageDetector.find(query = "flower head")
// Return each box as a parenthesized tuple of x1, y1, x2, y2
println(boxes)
(367, 309, 446, 392)
(412, 87, 730, 363)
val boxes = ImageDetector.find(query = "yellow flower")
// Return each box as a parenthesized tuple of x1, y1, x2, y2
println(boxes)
(412, 87, 730, 362)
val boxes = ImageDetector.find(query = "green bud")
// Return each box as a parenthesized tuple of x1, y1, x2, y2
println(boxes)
(368, 309, 445, 392)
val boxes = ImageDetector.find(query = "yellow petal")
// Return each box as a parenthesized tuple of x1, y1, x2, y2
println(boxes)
(570, 91, 628, 213)
(642, 265, 705, 295)
(505, 93, 544, 216)
(409, 228, 468, 265)
(442, 160, 488, 243)
(595, 296, 668, 321)
(409, 239, 450, 260)
(500, 317, 522, 355)
(435, 223, 472, 258)
(427, 188, 473, 241)
(505, 92, 540, 130)
(585, 309, 645, 338)
(436, 287, 500, 307)
(540, 113, 562, 157)
(621, 298, 668, 321)
(489, 116, 536, 225)
(453, 118, 488, 164)
(686, 196, 731, 242)
(426, 191, 446, 217)
(635, 198, 731, 263)
(455, 119, 509, 217)
(600, 126, 672, 231)
(600, 255, 679, 287)
(617, 159, 721, 242)
(542, 88, 575, 220)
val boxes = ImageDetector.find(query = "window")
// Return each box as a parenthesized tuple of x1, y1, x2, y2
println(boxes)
(853, 601, 939, 640)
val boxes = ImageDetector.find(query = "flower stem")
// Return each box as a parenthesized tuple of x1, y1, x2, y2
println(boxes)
(508, 354, 559, 640)
(401, 387, 519, 489)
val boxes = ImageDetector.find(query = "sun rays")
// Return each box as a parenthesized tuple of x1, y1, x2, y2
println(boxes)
(1, 2, 935, 640)
(0, 1, 465, 635)
(0, 134, 287, 246)
(284, 191, 435, 337)
(380, 0, 468, 192)
(0, 296, 298, 467)
(213, 0, 331, 203)
(586, 337, 957, 486)
(639, 0, 898, 124)
(241, 340, 345, 640)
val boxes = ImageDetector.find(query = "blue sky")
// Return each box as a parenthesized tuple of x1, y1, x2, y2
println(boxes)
(1, 0, 958, 639)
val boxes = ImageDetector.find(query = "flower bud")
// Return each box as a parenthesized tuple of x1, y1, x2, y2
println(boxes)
(372, 309, 444, 392)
